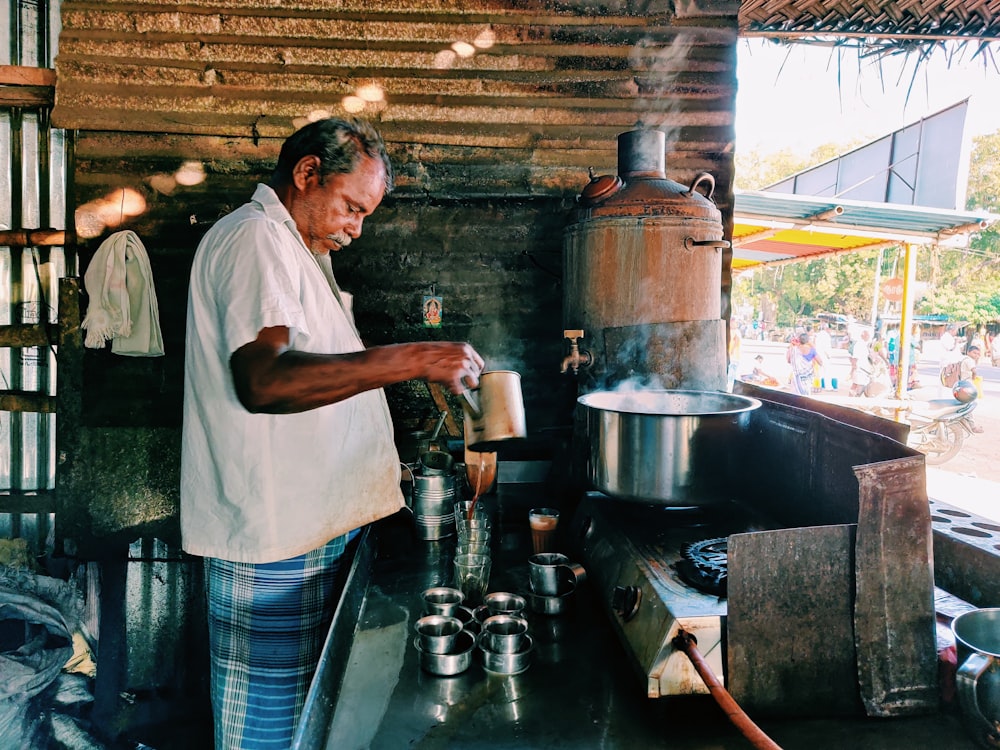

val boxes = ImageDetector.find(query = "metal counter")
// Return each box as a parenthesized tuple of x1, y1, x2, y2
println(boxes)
(296, 484, 977, 750)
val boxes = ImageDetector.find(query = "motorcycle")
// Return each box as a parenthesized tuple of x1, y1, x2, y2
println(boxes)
(904, 391, 980, 465)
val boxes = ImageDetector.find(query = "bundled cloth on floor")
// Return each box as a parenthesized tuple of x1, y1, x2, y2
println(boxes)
(81, 230, 164, 356)
(0, 566, 83, 750)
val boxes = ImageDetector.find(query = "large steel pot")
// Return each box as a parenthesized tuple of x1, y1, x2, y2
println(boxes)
(578, 390, 761, 506)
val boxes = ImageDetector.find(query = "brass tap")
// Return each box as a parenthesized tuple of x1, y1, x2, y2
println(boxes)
(560, 329, 593, 375)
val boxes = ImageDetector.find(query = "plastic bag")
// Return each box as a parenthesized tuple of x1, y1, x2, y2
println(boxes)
(0, 569, 78, 749)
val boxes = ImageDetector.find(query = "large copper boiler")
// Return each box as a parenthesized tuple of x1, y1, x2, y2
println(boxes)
(563, 128, 728, 390)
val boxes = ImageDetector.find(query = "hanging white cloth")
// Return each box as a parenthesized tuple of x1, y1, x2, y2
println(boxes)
(81, 230, 164, 356)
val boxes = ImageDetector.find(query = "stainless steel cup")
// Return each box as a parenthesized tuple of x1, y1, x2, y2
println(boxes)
(484, 591, 526, 618)
(480, 634, 533, 675)
(414, 629, 476, 676)
(415, 615, 463, 655)
(481, 614, 528, 654)
(953, 608, 1000, 748)
(528, 577, 577, 616)
(529, 552, 569, 595)
(422, 586, 464, 617)
(461, 370, 528, 451)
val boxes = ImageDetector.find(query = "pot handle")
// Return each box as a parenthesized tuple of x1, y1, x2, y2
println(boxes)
(684, 237, 731, 251)
(957, 652, 1000, 745)
(685, 172, 716, 200)
(460, 389, 483, 420)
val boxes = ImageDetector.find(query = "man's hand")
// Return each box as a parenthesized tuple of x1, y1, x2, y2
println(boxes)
(413, 342, 485, 395)
(230, 331, 485, 413)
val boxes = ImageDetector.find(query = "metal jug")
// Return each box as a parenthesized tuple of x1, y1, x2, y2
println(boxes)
(952, 608, 1000, 748)
(410, 472, 457, 541)
(461, 370, 527, 452)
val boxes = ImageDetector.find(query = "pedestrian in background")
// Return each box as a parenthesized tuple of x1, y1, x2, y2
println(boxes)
(848, 329, 873, 397)
(787, 331, 823, 396)
(940, 324, 958, 360)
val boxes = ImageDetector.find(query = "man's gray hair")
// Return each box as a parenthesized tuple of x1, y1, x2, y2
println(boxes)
(272, 117, 394, 194)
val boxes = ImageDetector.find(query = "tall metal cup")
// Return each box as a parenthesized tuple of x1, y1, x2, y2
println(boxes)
(411, 472, 457, 541)
(461, 371, 527, 452)
(952, 608, 1000, 748)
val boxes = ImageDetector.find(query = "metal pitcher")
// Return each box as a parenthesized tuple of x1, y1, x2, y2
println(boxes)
(461, 370, 527, 452)
(952, 608, 1000, 748)
(410, 472, 457, 541)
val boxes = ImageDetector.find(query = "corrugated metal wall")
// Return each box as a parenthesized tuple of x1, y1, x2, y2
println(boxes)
(2, 0, 70, 561)
(52, 0, 740, 200)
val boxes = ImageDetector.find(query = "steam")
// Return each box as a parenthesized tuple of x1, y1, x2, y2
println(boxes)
(475, 317, 529, 376)
(628, 30, 696, 141)
(611, 373, 668, 393)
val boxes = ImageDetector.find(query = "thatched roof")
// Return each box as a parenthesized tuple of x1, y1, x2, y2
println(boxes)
(739, 0, 1000, 54)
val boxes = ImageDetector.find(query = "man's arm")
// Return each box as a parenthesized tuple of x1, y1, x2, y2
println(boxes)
(230, 326, 484, 414)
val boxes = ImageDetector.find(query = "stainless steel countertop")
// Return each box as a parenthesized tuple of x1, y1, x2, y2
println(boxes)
(305, 483, 978, 750)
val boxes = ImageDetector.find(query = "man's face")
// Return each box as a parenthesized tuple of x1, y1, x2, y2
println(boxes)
(970, 348, 981, 362)
(292, 154, 387, 255)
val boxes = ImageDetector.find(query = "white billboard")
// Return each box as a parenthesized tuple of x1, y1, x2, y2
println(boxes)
(767, 100, 970, 210)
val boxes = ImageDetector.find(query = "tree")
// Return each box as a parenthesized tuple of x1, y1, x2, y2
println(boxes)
(914, 131, 1000, 322)
(734, 141, 869, 191)
(734, 249, 882, 328)
(734, 149, 809, 191)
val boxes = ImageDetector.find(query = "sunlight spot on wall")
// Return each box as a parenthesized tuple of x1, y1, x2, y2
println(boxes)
(451, 41, 475, 58)
(174, 161, 206, 187)
(342, 95, 366, 113)
(474, 27, 496, 49)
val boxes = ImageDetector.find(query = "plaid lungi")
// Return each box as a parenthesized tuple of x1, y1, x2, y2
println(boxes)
(205, 531, 359, 750)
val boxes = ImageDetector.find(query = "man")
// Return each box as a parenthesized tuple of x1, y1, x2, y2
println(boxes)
(180, 117, 484, 749)
(940, 324, 958, 357)
(848, 328, 873, 397)
(747, 354, 779, 386)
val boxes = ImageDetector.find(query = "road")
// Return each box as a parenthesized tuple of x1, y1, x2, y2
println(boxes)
(735, 339, 1000, 521)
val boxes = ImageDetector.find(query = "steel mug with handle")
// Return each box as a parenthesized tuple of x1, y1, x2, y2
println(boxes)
(953, 608, 1000, 748)
(461, 370, 527, 452)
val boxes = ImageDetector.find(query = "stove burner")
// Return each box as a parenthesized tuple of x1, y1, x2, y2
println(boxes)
(675, 537, 728, 597)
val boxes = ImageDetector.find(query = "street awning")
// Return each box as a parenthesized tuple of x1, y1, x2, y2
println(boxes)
(732, 190, 997, 272)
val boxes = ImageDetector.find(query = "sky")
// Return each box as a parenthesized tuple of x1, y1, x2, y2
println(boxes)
(735, 38, 1000, 156)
